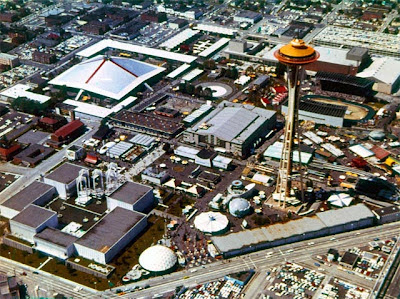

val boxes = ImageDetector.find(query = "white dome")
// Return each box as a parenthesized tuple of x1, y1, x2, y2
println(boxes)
(194, 212, 229, 234)
(139, 245, 177, 272)
(229, 198, 250, 217)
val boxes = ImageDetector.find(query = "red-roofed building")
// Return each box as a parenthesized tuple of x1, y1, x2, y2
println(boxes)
(51, 120, 85, 143)
(84, 153, 98, 165)
(272, 86, 287, 94)
(352, 157, 367, 169)
(371, 145, 390, 161)
(0, 144, 21, 161)
(38, 116, 67, 132)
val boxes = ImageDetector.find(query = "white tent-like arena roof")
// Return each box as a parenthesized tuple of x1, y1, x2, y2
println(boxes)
(194, 211, 229, 234)
(328, 193, 354, 207)
(139, 245, 177, 273)
(49, 55, 165, 100)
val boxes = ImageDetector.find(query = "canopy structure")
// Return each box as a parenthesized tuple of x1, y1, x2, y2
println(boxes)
(194, 212, 229, 234)
(50, 55, 165, 100)
(327, 193, 354, 207)
(139, 245, 177, 273)
(229, 197, 251, 217)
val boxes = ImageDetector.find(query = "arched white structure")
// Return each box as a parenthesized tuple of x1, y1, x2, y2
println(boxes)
(139, 245, 177, 273)
(194, 212, 229, 234)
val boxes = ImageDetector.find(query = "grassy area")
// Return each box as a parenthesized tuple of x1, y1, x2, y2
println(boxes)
(0, 216, 170, 290)
(0, 216, 9, 236)
(109, 215, 166, 284)
(0, 244, 48, 268)
(41, 259, 110, 291)
(165, 195, 195, 217)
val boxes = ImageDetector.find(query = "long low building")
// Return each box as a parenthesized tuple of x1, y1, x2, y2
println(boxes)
(211, 204, 375, 257)
(76, 39, 197, 63)
(110, 110, 184, 138)
(281, 98, 346, 128)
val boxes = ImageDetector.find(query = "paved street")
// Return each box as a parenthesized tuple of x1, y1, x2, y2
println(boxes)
(0, 256, 97, 298)
(108, 222, 400, 298)
(0, 124, 98, 203)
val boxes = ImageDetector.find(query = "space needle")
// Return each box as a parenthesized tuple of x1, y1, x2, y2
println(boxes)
(273, 39, 319, 208)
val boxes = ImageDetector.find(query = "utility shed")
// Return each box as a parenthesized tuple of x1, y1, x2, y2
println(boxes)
(10, 205, 58, 243)
(0, 181, 55, 219)
(74, 207, 147, 264)
(107, 181, 154, 213)
(34, 227, 78, 259)
(43, 163, 87, 199)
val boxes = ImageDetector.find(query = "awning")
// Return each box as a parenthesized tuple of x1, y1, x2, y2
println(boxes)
(84, 154, 98, 164)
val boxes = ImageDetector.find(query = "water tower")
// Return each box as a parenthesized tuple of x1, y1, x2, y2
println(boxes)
(273, 39, 319, 208)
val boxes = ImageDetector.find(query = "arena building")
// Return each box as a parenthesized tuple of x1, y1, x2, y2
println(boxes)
(50, 55, 165, 101)
(281, 98, 347, 127)
(183, 101, 276, 157)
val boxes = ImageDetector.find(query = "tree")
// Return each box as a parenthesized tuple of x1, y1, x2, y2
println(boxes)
(203, 87, 213, 100)
(11, 97, 48, 115)
(194, 86, 203, 97)
(203, 59, 216, 70)
(185, 82, 195, 95)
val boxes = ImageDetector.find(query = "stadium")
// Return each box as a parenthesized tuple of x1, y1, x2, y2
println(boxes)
(50, 55, 165, 101)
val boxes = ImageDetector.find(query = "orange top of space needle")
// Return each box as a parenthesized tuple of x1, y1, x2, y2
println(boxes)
(274, 39, 319, 65)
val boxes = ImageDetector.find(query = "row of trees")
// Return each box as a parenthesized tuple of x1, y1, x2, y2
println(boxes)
(11, 97, 48, 115)
(178, 82, 214, 100)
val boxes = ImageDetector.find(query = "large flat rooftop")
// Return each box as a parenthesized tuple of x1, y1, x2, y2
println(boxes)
(44, 163, 87, 185)
(75, 207, 146, 253)
(108, 181, 152, 205)
(11, 205, 56, 229)
(35, 227, 78, 248)
(111, 110, 183, 136)
(1, 181, 55, 212)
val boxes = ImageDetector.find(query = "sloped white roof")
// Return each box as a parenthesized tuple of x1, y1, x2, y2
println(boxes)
(358, 57, 400, 85)
(77, 39, 197, 63)
(194, 211, 229, 234)
(50, 55, 165, 100)
(139, 245, 177, 272)
(349, 144, 374, 158)
(328, 193, 354, 207)
(0, 84, 50, 104)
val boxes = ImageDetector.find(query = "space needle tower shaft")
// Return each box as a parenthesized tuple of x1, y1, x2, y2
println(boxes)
(273, 39, 319, 208)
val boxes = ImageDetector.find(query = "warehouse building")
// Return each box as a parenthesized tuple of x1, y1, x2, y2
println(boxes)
(357, 57, 400, 94)
(74, 207, 147, 264)
(34, 227, 78, 259)
(10, 205, 58, 243)
(43, 163, 88, 199)
(0, 53, 19, 68)
(281, 98, 347, 127)
(233, 10, 262, 24)
(183, 101, 276, 157)
(211, 204, 375, 257)
(110, 110, 184, 138)
(107, 181, 154, 213)
(372, 206, 400, 224)
(50, 120, 85, 144)
(0, 181, 55, 219)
